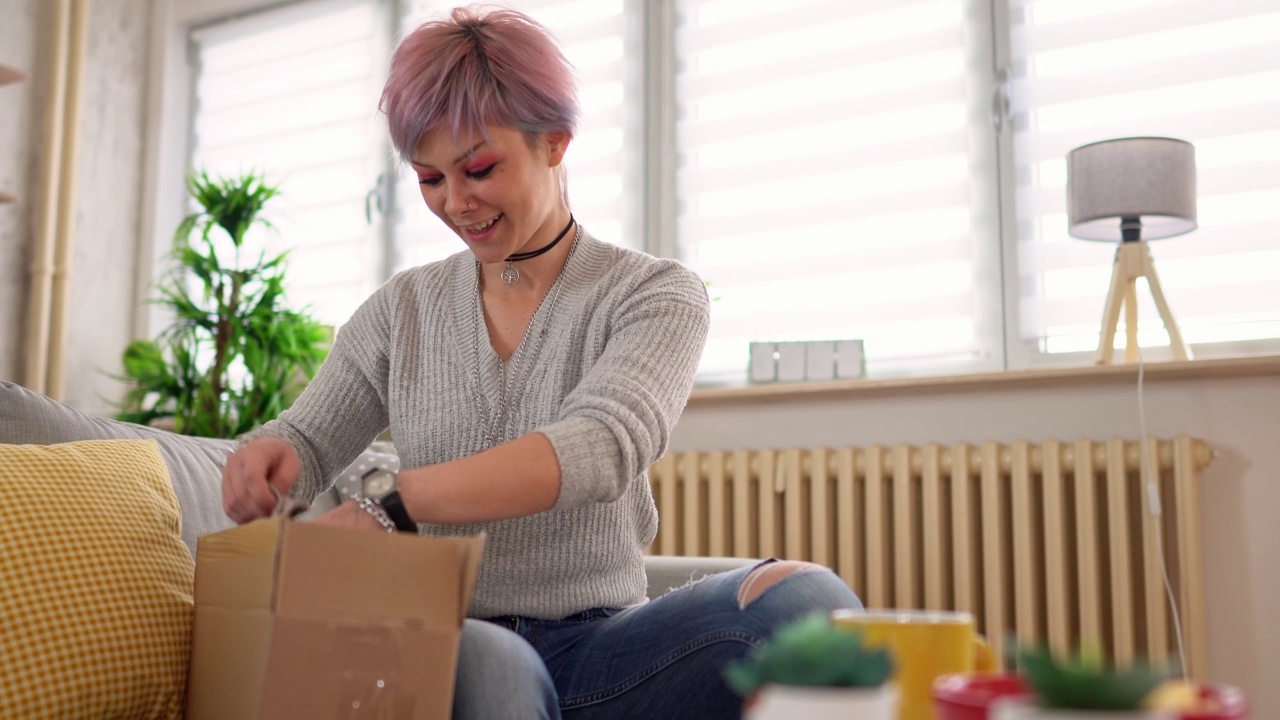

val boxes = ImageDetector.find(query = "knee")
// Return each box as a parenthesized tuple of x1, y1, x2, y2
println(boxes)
(736, 560, 837, 609)
(454, 620, 560, 720)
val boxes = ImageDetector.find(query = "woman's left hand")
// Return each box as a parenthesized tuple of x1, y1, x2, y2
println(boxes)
(312, 499, 388, 532)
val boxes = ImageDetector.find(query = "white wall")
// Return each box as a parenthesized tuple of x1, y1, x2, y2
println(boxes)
(0, 0, 275, 413)
(0, 1, 41, 384)
(673, 371, 1280, 716)
(0, 0, 153, 411)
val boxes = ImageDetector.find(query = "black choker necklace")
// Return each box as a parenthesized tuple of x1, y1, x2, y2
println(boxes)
(500, 214, 574, 285)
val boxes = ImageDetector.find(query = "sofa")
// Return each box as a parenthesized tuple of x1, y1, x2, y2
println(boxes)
(0, 380, 753, 718)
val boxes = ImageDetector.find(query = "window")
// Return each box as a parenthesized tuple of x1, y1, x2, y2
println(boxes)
(1008, 0, 1280, 361)
(189, 0, 386, 329)
(674, 0, 1003, 382)
(182, 0, 1280, 383)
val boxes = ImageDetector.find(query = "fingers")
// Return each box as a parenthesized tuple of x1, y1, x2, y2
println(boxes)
(221, 438, 300, 524)
(222, 449, 275, 523)
(311, 500, 383, 531)
(269, 446, 300, 496)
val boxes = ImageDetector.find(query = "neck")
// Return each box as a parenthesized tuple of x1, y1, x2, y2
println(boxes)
(505, 213, 574, 262)
(480, 213, 577, 293)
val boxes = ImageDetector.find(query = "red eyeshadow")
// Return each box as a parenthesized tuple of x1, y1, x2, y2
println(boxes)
(464, 154, 499, 173)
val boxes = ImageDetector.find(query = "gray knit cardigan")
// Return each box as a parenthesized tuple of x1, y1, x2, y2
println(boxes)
(251, 231, 710, 618)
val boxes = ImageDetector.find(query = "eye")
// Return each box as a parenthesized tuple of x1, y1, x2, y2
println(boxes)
(467, 163, 496, 179)
(418, 174, 443, 187)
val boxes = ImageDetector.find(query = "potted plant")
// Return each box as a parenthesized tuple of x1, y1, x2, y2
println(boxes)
(724, 612, 898, 720)
(113, 170, 329, 438)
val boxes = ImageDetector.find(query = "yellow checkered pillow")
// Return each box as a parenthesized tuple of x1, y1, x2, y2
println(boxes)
(0, 439, 195, 719)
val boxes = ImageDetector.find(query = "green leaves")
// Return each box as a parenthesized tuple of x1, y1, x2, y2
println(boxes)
(723, 612, 894, 696)
(1018, 645, 1170, 710)
(182, 170, 279, 250)
(112, 169, 328, 438)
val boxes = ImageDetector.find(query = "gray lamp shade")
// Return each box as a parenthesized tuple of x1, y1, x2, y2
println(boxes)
(1066, 136, 1197, 242)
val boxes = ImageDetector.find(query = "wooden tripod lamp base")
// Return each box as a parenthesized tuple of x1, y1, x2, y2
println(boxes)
(1095, 240, 1192, 365)
(1067, 136, 1199, 365)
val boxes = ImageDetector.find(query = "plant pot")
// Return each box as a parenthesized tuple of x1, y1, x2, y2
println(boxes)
(745, 683, 898, 720)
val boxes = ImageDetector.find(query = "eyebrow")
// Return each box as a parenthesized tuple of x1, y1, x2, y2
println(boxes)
(410, 141, 487, 170)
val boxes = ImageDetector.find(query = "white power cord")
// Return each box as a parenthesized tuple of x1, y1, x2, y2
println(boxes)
(1135, 344, 1189, 677)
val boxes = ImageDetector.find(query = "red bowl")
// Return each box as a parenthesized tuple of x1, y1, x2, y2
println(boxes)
(932, 673, 1032, 720)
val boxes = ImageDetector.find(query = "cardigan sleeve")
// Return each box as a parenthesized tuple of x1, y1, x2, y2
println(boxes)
(539, 260, 710, 509)
(239, 278, 395, 502)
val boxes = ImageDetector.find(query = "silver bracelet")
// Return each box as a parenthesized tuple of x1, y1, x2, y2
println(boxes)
(354, 495, 397, 534)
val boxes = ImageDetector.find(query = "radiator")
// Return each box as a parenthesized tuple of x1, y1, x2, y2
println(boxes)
(648, 436, 1213, 679)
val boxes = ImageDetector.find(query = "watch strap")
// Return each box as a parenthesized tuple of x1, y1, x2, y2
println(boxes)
(377, 489, 418, 533)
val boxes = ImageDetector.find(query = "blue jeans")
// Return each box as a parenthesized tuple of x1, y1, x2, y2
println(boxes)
(452, 560, 863, 720)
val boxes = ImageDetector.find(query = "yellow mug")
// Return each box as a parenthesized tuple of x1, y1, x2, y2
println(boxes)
(831, 609, 994, 720)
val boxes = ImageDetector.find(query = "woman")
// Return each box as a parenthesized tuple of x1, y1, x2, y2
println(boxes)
(221, 6, 862, 719)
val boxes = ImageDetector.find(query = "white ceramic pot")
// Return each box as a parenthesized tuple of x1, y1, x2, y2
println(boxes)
(746, 683, 898, 720)
(991, 697, 1174, 720)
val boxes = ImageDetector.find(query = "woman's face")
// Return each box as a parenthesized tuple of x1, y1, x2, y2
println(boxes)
(411, 124, 569, 265)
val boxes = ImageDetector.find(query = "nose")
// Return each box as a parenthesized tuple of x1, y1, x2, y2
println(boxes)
(444, 182, 471, 217)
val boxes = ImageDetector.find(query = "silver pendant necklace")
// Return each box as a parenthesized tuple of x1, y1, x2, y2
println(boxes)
(473, 222, 582, 447)
(499, 213, 575, 285)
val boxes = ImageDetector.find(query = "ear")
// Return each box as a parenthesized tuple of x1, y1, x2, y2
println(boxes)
(545, 130, 571, 167)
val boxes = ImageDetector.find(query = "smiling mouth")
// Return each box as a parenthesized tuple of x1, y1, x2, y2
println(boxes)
(464, 214, 502, 233)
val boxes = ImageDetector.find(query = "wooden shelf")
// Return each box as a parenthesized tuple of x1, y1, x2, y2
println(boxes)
(0, 64, 25, 87)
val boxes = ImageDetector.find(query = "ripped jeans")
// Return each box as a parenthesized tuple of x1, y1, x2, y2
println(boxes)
(452, 560, 863, 720)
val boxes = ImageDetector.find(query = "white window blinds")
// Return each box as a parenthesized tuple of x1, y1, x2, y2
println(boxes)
(395, 0, 637, 273)
(674, 0, 1002, 383)
(1010, 0, 1280, 355)
(189, 0, 384, 329)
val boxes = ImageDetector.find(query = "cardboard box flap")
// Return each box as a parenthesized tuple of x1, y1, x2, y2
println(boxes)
(196, 515, 284, 561)
(193, 517, 286, 608)
(275, 523, 485, 625)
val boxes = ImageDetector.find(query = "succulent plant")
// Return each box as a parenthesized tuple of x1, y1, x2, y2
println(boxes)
(1018, 644, 1170, 710)
(724, 612, 894, 696)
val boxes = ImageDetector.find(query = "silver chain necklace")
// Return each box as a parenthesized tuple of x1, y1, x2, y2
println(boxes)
(472, 222, 582, 448)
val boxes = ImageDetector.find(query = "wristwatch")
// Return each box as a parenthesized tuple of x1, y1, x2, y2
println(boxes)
(359, 467, 418, 533)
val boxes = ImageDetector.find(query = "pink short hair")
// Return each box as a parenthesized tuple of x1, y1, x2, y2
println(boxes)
(380, 5, 580, 162)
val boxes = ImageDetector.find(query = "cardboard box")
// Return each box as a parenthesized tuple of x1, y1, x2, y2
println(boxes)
(185, 517, 483, 720)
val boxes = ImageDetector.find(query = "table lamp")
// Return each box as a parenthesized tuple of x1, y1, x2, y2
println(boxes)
(1066, 136, 1197, 364)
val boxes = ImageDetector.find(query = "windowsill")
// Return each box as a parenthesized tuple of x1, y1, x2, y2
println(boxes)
(688, 354, 1280, 406)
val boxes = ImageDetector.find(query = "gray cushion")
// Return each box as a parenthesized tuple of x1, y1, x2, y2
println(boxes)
(0, 381, 386, 555)
(0, 381, 238, 554)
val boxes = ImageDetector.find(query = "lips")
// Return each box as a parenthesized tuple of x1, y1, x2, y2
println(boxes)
(467, 215, 500, 232)
(462, 213, 503, 241)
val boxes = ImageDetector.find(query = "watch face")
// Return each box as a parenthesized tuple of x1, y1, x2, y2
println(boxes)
(363, 471, 395, 499)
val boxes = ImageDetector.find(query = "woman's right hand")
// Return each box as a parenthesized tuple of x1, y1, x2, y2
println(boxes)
(222, 436, 301, 524)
